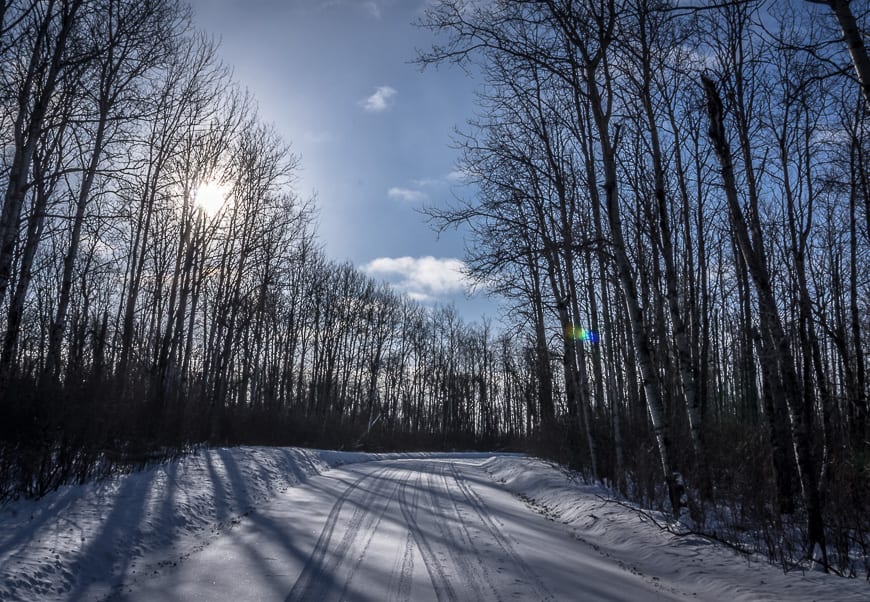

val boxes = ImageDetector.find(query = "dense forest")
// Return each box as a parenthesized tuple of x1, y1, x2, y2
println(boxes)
(0, 0, 868, 579)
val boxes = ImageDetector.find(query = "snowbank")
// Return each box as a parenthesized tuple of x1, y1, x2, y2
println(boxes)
(482, 455, 869, 602)
(0, 447, 381, 601)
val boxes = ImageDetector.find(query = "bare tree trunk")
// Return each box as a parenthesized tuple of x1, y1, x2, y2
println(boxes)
(0, 0, 83, 306)
(848, 123, 868, 446)
(702, 74, 827, 566)
(597, 102, 681, 513)
(45, 101, 108, 378)
(634, 1, 708, 493)
(530, 264, 555, 432)
(807, 0, 870, 105)
(1, 134, 64, 374)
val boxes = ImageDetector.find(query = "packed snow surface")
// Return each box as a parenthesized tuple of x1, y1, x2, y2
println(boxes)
(1, 448, 866, 601)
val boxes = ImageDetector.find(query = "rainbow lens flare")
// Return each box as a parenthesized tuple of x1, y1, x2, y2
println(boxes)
(566, 326, 600, 344)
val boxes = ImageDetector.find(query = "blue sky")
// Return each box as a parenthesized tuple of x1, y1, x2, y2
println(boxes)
(188, 0, 498, 324)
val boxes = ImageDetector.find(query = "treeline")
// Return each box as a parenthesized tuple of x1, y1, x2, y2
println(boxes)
(419, 0, 869, 577)
(0, 0, 541, 502)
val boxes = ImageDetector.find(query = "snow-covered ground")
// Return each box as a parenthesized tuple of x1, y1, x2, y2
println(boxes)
(0, 447, 866, 601)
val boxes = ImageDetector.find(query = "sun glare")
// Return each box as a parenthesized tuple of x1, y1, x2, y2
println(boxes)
(194, 181, 228, 216)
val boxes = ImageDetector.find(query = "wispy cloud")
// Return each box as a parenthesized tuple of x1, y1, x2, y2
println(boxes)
(410, 177, 438, 188)
(320, 0, 385, 19)
(446, 169, 470, 182)
(360, 85, 397, 112)
(363, 256, 469, 300)
(363, 1, 381, 18)
(304, 130, 334, 144)
(407, 170, 470, 190)
(387, 187, 428, 203)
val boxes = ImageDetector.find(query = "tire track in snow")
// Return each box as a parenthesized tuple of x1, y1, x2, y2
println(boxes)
(337, 469, 405, 600)
(288, 459, 554, 601)
(430, 462, 492, 600)
(398, 466, 457, 601)
(387, 469, 416, 602)
(285, 465, 392, 601)
(447, 461, 556, 601)
(386, 526, 416, 602)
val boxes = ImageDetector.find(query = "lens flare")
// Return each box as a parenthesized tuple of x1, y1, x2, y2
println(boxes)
(566, 326, 600, 344)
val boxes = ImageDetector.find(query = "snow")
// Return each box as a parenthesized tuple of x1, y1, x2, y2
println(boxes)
(0, 448, 866, 601)
(483, 456, 870, 601)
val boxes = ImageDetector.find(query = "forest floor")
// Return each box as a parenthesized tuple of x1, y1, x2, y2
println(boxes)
(1, 447, 867, 601)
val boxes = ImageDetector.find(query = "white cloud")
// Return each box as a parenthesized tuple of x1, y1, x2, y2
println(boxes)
(363, 1, 381, 18)
(364, 256, 469, 300)
(446, 169, 470, 182)
(405, 171, 470, 190)
(387, 187, 428, 203)
(406, 291, 434, 302)
(360, 86, 397, 112)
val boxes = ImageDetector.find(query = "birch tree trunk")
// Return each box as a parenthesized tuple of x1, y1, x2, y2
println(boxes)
(702, 74, 827, 566)
(807, 0, 870, 105)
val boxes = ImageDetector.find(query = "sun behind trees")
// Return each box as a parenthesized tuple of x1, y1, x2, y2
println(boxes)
(0, 0, 527, 501)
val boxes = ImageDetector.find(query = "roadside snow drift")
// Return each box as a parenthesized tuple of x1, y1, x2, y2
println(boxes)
(483, 456, 869, 601)
(0, 447, 377, 600)
(0, 448, 866, 601)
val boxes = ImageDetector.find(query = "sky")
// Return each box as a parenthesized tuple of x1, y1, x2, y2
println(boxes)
(187, 0, 499, 325)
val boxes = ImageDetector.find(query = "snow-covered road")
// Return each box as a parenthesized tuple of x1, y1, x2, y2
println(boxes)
(3, 448, 867, 601)
(118, 457, 679, 601)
